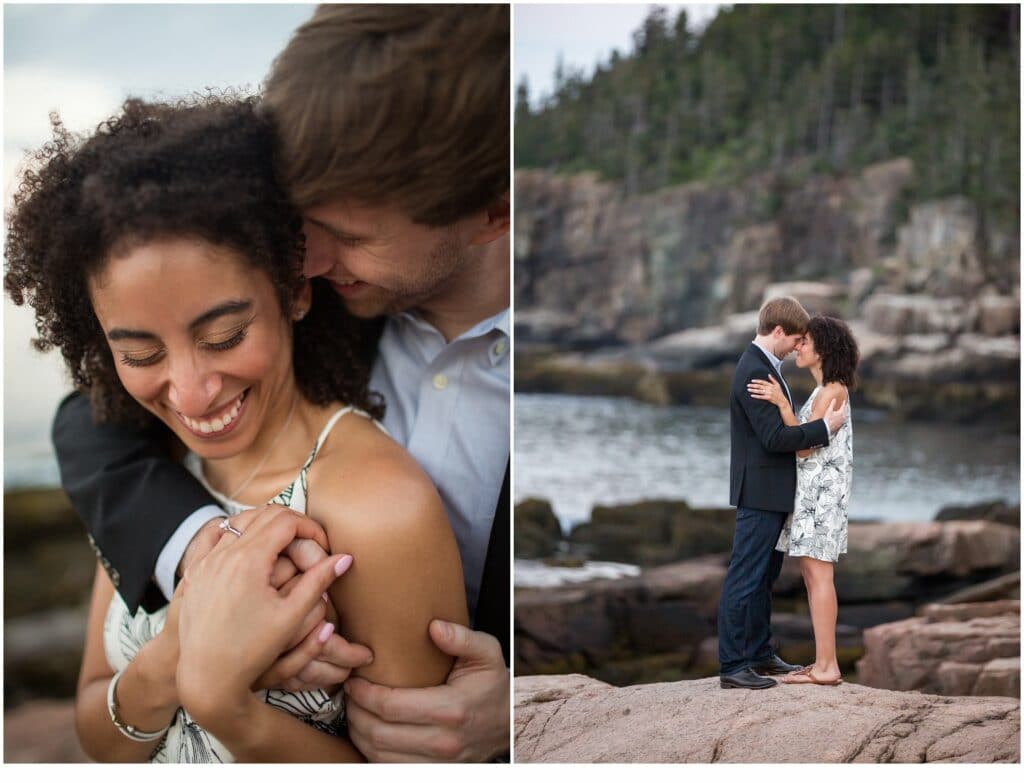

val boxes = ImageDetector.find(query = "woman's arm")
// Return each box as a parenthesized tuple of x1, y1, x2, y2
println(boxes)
(313, 444, 469, 689)
(75, 563, 180, 761)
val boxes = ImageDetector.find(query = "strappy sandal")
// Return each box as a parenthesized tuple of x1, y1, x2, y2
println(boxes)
(780, 669, 843, 686)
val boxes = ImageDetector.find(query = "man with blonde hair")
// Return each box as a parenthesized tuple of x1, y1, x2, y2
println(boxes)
(55, 4, 509, 761)
(718, 296, 847, 689)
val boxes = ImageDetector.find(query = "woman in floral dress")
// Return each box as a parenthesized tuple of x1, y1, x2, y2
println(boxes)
(747, 315, 859, 686)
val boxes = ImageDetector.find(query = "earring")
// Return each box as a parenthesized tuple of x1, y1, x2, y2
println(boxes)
(293, 309, 307, 321)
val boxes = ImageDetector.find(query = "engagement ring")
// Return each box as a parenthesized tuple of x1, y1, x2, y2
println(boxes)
(218, 518, 242, 537)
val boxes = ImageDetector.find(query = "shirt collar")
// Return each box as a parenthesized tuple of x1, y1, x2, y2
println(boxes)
(395, 307, 510, 343)
(752, 340, 784, 374)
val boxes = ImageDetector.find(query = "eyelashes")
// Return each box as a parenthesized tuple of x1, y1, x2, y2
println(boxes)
(202, 328, 248, 352)
(118, 325, 249, 368)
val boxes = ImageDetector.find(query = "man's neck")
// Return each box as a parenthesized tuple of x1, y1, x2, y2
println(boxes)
(752, 334, 779, 360)
(417, 233, 509, 342)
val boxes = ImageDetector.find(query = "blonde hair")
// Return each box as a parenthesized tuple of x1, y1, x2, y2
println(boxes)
(757, 296, 810, 335)
(263, 4, 509, 226)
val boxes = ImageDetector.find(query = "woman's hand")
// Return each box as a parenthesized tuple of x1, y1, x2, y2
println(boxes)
(174, 505, 354, 733)
(748, 376, 789, 411)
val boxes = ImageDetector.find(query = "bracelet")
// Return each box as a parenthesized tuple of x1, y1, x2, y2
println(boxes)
(106, 669, 172, 742)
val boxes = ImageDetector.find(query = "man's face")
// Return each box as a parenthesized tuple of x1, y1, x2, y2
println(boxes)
(774, 329, 804, 359)
(300, 200, 474, 320)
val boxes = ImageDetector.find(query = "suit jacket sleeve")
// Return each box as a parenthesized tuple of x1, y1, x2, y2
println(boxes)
(52, 392, 218, 613)
(737, 367, 829, 453)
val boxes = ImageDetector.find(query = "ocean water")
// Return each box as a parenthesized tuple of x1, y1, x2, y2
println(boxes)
(515, 393, 1021, 531)
(4, 299, 74, 489)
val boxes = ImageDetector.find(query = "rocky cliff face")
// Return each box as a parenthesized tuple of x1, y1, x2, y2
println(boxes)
(516, 159, 1019, 346)
(515, 674, 1020, 762)
(515, 161, 1019, 419)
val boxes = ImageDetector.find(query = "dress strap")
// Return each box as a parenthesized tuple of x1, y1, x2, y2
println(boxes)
(300, 405, 386, 471)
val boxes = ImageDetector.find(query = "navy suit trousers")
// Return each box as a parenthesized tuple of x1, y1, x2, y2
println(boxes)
(717, 506, 788, 675)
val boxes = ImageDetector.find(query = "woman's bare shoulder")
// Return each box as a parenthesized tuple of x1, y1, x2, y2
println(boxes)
(307, 411, 451, 548)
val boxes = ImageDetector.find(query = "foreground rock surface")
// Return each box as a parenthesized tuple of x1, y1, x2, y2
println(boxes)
(857, 601, 1020, 697)
(515, 674, 1020, 763)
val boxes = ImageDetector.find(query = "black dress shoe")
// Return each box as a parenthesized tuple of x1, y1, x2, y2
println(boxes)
(750, 654, 803, 676)
(719, 668, 778, 689)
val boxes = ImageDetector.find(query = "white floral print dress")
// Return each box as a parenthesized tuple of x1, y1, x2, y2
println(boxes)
(102, 406, 384, 762)
(776, 386, 852, 563)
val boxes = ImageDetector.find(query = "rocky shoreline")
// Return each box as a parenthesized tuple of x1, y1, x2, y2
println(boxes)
(515, 498, 1020, 694)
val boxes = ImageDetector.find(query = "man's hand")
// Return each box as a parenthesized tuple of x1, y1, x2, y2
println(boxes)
(344, 620, 509, 762)
(823, 398, 848, 434)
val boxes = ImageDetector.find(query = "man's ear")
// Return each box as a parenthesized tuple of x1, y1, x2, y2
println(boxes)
(468, 192, 510, 246)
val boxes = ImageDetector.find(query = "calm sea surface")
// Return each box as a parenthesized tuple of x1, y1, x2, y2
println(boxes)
(515, 393, 1021, 531)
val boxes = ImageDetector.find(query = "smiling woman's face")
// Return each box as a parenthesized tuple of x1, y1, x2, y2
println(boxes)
(88, 237, 297, 459)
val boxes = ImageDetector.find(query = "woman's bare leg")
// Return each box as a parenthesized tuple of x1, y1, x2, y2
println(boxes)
(793, 557, 841, 680)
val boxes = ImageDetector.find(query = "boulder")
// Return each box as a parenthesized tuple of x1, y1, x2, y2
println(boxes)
(762, 281, 846, 316)
(514, 559, 726, 682)
(833, 522, 1020, 602)
(977, 294, 1020, 336)
(863, 293, 973, 335)
(856, 601, 1020, 698)
(934, 501, 1019, 528)
(515, 674, 1020, 762)
(514, 498, 563, 559)
(568, 500, 735, 565)
(646, 325, 744, 371)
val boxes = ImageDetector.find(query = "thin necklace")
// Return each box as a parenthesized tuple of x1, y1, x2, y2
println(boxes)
(226, 395, 297, 501)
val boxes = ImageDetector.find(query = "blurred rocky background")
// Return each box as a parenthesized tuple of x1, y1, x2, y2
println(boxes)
(4, 488, 93, 761)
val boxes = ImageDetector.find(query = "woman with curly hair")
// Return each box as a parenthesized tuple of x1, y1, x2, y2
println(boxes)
(747, 315, 858, 687)
(4, 95, 467, 761)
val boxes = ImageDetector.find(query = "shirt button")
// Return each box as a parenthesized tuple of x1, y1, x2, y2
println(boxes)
(493, 339, 508, 357)
(432, 374, 449, 390)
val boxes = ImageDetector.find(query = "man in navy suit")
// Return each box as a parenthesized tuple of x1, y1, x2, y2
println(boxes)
(718, 296, 848, 689)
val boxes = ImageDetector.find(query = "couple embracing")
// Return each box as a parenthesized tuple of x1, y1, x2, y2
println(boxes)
(7, 5, 509, 763)
(719, 296, 860, 689)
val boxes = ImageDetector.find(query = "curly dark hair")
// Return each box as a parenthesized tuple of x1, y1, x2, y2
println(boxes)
(4, 93, 383, 424)
(807, 315, 860, 391)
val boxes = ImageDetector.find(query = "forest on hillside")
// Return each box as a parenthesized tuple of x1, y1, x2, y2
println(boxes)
(515, 4, 1020, 234)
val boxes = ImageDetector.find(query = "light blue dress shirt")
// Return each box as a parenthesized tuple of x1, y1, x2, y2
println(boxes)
(371, 309, 510, 620)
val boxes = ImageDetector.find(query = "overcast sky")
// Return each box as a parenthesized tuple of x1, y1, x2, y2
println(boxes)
(515, 3, 723, 107)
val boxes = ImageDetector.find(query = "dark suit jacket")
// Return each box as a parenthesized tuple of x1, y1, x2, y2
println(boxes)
(729, 344, 830, 513)
(52, 392, 510, 663)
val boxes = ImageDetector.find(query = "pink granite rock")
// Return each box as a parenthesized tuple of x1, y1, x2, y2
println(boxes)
(515, 674, 1019, 763)
(856, 601, 1020, 697)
